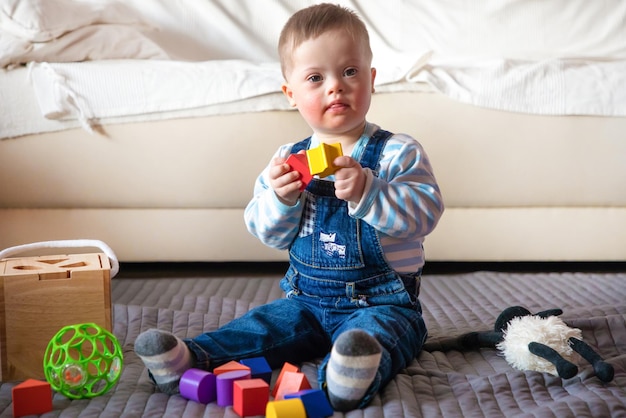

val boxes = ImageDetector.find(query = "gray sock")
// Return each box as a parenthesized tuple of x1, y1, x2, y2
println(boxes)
(134, 329, 194, 394)
(326, 329, 382, 411)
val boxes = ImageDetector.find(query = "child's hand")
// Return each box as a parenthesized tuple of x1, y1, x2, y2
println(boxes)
(333, 156, 366, 204)
(269, 155, 302, 206)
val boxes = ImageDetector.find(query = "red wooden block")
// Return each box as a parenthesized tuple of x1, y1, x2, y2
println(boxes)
(286, 153, 313, 191)
(272, 362, 299, 397)
(233, 378, 270, 417)
(274, 371, 311, 401)
(12, 379, 53, 417)
(213, 360, 251, 375)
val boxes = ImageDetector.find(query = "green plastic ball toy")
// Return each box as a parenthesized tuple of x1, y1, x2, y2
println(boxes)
(43, 323, 123, 399)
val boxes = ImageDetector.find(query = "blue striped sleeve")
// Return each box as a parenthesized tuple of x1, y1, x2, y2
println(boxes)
(350, 133, 444, 240)
(244, 145, 303, 250)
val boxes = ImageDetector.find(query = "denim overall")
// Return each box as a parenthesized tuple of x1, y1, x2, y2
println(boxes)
(186, 129, 427, 408)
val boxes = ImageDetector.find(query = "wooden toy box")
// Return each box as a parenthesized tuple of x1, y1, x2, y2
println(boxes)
(0, 253, 112, 381)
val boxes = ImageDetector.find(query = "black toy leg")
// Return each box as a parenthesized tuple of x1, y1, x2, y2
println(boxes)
(535, 308, 563, 319)
(459, 331, 503, 349)
(495, 307, 531, 331)
(528, 342, 578, 379)
(569, 337, 614, 383)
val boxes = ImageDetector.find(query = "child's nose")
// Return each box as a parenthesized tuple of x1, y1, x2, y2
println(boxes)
(327, 77, 344, 94)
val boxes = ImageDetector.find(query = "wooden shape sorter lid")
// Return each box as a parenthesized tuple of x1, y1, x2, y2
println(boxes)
(0, 253, 112, 381)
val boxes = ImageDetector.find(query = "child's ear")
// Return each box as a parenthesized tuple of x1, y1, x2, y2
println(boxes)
(370, 67, 377, 93)
(282, 83, 297, 107)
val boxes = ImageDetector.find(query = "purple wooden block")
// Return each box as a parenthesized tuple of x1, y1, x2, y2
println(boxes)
(179, 368, 216, 404)
(216, 369, 251, 407)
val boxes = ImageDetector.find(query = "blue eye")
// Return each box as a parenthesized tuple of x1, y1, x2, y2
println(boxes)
(308, 75, 323, 83)
(344, 68, 357, 77)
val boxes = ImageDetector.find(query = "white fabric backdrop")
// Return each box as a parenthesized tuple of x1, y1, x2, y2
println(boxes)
(1, 0, 626, 139)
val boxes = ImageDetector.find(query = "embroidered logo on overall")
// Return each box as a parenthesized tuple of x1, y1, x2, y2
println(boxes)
(319, 231, 346, 258)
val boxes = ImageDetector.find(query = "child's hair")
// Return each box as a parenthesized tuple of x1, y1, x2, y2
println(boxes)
(278, 3, 372, 78)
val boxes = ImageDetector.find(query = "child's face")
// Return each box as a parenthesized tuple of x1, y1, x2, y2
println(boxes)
(282, 29, 376, 139)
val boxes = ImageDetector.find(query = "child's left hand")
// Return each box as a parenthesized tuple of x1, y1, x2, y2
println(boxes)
(333, 156, 366, 204)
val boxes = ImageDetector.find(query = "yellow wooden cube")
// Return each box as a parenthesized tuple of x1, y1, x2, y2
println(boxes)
(0, 253, 112, 381)
(306, 142, 343, 178)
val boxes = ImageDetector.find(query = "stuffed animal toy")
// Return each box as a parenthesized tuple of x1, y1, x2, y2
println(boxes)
(451, 306, 614, 382)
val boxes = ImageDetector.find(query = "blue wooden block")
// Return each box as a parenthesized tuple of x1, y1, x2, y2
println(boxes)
(285, 388, 334, 418)
(240, 357, 272, 385)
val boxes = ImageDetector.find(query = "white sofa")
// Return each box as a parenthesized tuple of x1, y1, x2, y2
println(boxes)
(1, 0, 625, 263)
(2, 89, 625, 262)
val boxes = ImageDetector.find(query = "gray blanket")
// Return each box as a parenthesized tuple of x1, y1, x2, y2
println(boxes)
(1, 270, 624, 417)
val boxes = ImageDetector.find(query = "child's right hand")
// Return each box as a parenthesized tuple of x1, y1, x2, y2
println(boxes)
(269, 156, 302, 206)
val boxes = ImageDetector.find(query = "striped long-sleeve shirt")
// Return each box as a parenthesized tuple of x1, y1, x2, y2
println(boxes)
(244, 122, 444, 273)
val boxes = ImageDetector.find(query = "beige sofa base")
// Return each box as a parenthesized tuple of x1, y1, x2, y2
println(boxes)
(1, 207, 623, 262)
(2, 90, 625, 262)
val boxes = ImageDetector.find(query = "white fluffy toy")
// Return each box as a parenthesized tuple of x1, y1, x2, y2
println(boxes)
(452, 306, 614, 382)
(500, 313, 581, 376)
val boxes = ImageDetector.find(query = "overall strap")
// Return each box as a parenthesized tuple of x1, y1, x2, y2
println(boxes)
(290, 137, 311, 154)
(359, 128, 393, 172)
